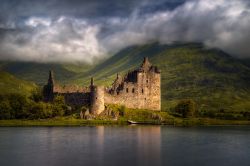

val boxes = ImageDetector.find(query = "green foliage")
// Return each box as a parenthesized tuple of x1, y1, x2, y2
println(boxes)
(0, 93, 67, 120)
(8, 93, 30, 119)
(174, 99, 196, 118)
(0, 100, 11, 119)
(1, 42, 250, 120)
(52, 95, 67, 117)
(28, 102, 53, 119)
(105, 104, 172, 122)
(119, 105, 126, 116)
(29, 87, 43, 102)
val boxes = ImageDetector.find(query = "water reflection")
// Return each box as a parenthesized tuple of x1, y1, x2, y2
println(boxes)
(136, 126, 161, 166)
(94, 126, 161, 166)
(0, 126, 250, 166)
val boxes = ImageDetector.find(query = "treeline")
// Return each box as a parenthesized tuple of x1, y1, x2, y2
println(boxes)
(0, 89, 69, 120)
(1, 90, 250, 121)
(170, 99, 250, 120)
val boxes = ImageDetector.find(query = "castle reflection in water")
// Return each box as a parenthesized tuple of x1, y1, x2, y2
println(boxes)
(95, 126, 161, 165)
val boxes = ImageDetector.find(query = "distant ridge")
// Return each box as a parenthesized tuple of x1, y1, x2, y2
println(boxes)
(0, 70, 36, 95)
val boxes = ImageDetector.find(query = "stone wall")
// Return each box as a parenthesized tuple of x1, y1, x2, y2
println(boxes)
(55, 92, 90, 107)
(43, 57, 161, 114)
(104, 71, 161, 110)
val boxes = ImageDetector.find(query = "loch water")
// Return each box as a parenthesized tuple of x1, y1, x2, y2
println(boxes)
(0, 126, 249, 166)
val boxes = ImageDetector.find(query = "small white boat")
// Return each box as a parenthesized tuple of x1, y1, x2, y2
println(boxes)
(127, 120, 139, 124)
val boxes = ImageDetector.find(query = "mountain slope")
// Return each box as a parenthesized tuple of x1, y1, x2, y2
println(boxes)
(72, 43, 250, 112)
(1, 43, 250, 112)
(72, 43, 170, 85)
(0, 62, 92, 85)
(0, 71, 36, 95)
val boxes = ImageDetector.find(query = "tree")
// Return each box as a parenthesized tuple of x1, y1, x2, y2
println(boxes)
(52, 95, 67, 117)
(28, 102, 53, 119)
(174, 99, 196, 118)
(0, 100, 11, 119)
(8, 93, 29, 119)
(29, 87, 43, 102)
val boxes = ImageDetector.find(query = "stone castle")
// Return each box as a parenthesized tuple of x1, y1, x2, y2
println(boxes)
(43, 57, 161, 114)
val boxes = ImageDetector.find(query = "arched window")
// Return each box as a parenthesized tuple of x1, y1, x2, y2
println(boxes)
(142, 89, 144, 94)
(132, 88, 135, 93)
(126, 88, 129, 93)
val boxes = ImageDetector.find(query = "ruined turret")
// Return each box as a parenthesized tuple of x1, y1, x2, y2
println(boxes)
(110, 73, 123, 94)
(48, 70, 54, 85)
(43, 70, 55, 102)
(90, 78, 105, 115)
(140, 57, 152, 72)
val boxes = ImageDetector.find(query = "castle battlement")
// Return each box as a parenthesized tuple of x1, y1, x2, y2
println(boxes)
(43, 57, 161, 114)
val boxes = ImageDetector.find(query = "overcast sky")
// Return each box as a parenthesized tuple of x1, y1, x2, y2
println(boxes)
(0, 0, 250, 63)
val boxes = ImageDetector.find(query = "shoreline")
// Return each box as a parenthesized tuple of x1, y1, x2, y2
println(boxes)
(0, 118, 250, 127)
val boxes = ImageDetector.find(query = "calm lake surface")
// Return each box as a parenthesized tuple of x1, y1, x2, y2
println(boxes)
(0, 126, 249, 166)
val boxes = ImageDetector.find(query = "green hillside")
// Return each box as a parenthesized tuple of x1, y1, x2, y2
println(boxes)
(1, 43, 250, 113)
(0, 61, 91, 85)
(0, 71, 36, 95)
(72, 43, 169, 85)
(72, 43, 250, 113)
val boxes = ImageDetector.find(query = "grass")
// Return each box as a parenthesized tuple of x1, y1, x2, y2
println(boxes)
(1, 118, 250, 127)
(0, 71, 36, 95)
(0, 118, 128, 127)
(0, 104, 249, 127)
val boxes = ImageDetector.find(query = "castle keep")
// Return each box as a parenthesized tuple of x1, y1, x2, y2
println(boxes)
(43, 57, 161, 114)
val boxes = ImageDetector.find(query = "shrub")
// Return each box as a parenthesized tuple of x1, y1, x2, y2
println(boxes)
(119, 105, 126, 116)
(0, 93, 56, 119)
(52, 95, 67, 117)
(8, 93, 30, 119)
(28, 102, 53, 119)
(29, 87, 43, 102)
(174, 99, 196, 118)
(0, 100, 11, 119)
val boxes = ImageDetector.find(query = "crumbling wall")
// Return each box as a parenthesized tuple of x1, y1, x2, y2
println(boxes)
(57, 92, 90, 107)
(43, 57, 161, 113)
(104, 71, 161, 110)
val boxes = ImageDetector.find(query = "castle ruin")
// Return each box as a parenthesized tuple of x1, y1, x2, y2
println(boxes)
(43, 57, 161, 114)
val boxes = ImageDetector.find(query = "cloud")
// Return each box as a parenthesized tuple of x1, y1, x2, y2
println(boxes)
(25, 17, 51, 27)
(0, 0, 250, 63)
(102, 0, 250, 58)
(0, 17, 105, 63)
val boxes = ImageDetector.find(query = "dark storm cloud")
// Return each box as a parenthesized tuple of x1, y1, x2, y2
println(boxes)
(0, 0, 249, 63)
(0, 0, 159, 20)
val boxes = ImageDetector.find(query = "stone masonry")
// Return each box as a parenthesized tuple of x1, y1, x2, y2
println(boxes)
(43, 57, 161, 114)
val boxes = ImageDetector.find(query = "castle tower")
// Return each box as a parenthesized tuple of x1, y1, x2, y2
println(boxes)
(137, 57, 161, 110)
(43, 70, 55, 102)
(140, 57, 151, 72)
(90, 78, 105, 115)
(48, 70, 54, 85)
